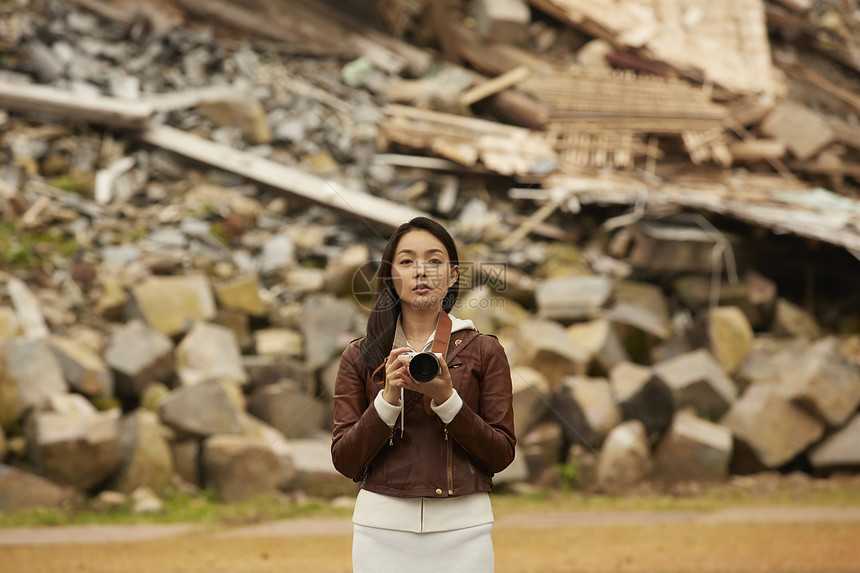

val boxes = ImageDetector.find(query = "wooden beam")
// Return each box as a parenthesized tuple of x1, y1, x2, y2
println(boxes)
(139, 125, 425, 231)
(461, 65, 531, 107)
(0, 82, 154, 129)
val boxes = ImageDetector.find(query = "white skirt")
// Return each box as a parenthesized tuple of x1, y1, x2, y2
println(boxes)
(353, 523, 494, 573)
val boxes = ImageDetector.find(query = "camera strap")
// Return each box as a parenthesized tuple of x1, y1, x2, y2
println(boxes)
(423, 311, 452, 415)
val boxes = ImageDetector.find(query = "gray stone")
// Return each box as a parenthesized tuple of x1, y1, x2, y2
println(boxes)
(536, 276, 613, 322)
(721, 385, 824, 468)
(259, 234, 295, 275)
(520, 421, 565, 483)
(772, 298, 821, 339)
(171, 439, 201, 486)
(248, 381, 326, 440)
(240, 414, 297, 490)
(324, 243, 370, 297)
(254, 328, 303, 358)
(128, 275, 216, 336)
(780, 337, 860, 427)
(602, 301, 670, 340)
(0, 464, 82, 512)
(49, 335, 114, 397)
(286, 438, 358, 497)
(175, 321, 248, 386)
(609, 362, 675, 445)
(159, 380, 244, 437)
(0, 338, 67, 432)
(566, 319, 630, 375)
(101, 245, 141, 265)
(654, 349, 737, 419)
(0, 307, 22, 340)
(472, 0, 531, 44)
(301, 294, 359, 370)
(109, 410, 173, 495)
(202, 434, 280, 502)
(511, 319, 588, 389)
(627, 222, 746, 274)
(214, 273, 268, 317)
(214, 308, 254, 352)
(687, 306, 754, 374)
(47, 393, 97, 417)
(673, 272, 776, 329)
(652, 410, 732, 485)
(28, 409, 123, 490)
(809, 415, 860, 469)
(242, 354, 314, 391)
(556, 376, 621, 447)
(8, 277, 49, 339)
(198, 99, 273, 145)
(105, 319, 175, 398)
(733, 337, 800, 392)
(24, 40, 64, 83)
(131, 486, 164, 514)
(510, 366, 551, 440)
(596, 420, 652, 494)
(92, 490, 129, 512)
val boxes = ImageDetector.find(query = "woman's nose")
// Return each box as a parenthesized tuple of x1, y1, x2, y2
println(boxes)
(414, 262, 426, 276)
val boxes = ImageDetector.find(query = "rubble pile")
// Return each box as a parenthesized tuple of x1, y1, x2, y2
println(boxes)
(0, 0, 859, 511)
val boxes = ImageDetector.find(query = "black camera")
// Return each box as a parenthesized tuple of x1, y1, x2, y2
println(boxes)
(403, 352, 443, 383)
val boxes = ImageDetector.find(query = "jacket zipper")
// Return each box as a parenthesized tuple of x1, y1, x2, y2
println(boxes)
(444, 426, 453, 495)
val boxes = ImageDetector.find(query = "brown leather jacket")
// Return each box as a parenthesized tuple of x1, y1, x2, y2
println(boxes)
(331, 329, 516, 498)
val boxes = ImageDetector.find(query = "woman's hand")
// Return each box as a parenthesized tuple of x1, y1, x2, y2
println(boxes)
(385, 348, 453, 405)
(382, 347, 413, 405)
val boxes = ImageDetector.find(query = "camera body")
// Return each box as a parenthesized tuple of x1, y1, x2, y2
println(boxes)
(403, 351, 443, 383)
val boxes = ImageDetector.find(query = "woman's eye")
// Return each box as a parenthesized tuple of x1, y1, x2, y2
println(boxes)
(399, 259, 412, 265)
(429, 259, 443, 264)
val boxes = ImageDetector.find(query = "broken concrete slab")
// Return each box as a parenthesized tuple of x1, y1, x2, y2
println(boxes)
(653, 349, 738, 420)
(721, 385, 824, 469)
(652, 409, 733, 485)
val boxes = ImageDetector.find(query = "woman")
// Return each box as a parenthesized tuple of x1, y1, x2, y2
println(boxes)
(331, 216, 516, 573)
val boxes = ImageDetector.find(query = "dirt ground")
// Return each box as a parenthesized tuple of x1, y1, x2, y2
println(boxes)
(2, 505, 860, 573)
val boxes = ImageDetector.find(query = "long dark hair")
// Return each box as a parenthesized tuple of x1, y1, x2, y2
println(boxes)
(359, 216, 460, 372)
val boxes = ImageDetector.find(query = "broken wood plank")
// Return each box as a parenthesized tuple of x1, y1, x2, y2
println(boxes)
(174, 0, 362, 60)
(770, 0, 811, 12)
(727, 139, 787, 162)
(373, 153, 490, 173)
(759, 101, 835, 161)
(139, 124, 424, 231)
(460, 65, 531, 107)
(0, 82, 154, 129)
(543, 172, 860, 252)
(142, 85, 253, 112)
(828, 118, 860, 151)
(779, 61, 860, 116)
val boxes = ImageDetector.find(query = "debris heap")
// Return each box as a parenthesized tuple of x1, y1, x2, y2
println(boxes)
(0, 0, 859, 510)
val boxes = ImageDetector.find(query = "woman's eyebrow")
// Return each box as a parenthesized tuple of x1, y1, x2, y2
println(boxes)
(396, 248, 444, 255)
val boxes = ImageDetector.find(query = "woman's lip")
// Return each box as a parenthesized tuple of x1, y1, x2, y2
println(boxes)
(413, 286, 431, 293)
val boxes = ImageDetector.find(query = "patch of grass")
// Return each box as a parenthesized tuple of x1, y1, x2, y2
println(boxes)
(0, 489, 352, 529)
(489, 483, 860, 516)
(0, 222, 79, 269)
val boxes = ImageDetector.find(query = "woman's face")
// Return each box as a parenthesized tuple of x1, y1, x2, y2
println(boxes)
(390, 229, 459, 310)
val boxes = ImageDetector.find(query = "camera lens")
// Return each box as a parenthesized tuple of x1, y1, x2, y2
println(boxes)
(409, 353, 439, 383)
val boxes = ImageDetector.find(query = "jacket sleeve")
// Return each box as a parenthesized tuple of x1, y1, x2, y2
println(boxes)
(446, 335, 516, 474)
(330, 343, 393, 481)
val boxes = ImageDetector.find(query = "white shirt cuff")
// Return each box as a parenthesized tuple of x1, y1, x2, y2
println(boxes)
(374, 390, 402, 428)
(430, 389, 463, 424)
